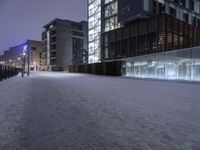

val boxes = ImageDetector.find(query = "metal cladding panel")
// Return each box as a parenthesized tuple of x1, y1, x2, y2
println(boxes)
(118, 0, 153, 23)
(118, 0, 143, 23)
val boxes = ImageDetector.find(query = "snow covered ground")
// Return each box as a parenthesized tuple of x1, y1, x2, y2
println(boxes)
(0, 71, 200, 150)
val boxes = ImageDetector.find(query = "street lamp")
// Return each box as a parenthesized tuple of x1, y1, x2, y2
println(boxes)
(23, 44, 30, 76)
(9, 59, 13, 67)
(17, 57, 22, 69)
(22, 52, 26, 78)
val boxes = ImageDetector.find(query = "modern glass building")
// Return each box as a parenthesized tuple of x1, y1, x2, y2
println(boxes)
(122, 46, 200, 81)
(85, 0, 200, 81)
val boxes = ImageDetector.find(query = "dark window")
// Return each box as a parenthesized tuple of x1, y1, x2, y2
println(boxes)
(137, 35, 146, 55)
(180, 0, 185, 6)
(73, 38, 83, 50)
(50, 52, 56, 58)
(158, 3, 165, 14)
(72, 31, 84, 37)
(170, 7, 176, 17)
(72, 38, 85, 65)
(50, 30, 56, 35)
(50, 44, 56, 50)
(172, 0, 179, 5)
(192, 17, 196, 26)
(50, 59, 56, 65)
(71, 24, 82, 30)
(183, 13, 189, 23)
(31, 47, 36, 50)
(42, 32, 47, 40)
(189, 0, 194, 11)
(148, 32, 157, 53)
(198, 19, 200, 27)
(50, 37, 56, 43)
(129, 37, 136, 57)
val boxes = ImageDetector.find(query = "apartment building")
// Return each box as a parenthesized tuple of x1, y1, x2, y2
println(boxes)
(2, 40, 42, 71)
(41, 18, 88, 71)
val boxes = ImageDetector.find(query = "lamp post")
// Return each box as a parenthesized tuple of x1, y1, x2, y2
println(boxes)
(27, 40, 30, 76)
(22, 44, 29, 77)
(22, 52, 26, 78)
(18, 57, 21, 69)
(9, 59, 12, 66)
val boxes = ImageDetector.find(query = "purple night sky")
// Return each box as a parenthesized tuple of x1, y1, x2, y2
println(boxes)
(0, 0, 87, 54)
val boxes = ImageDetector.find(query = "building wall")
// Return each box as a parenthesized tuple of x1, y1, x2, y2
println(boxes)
(28, 40, 43, 71)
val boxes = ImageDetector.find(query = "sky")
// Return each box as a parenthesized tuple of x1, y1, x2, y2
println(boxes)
(0, 0, 87, 54)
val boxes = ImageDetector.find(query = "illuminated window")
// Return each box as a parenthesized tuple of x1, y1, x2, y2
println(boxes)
(104, 2, 117, 17)
(104, 16, 118, 32)
(104, 0, 114, 4)
(88, 0, 101, 63)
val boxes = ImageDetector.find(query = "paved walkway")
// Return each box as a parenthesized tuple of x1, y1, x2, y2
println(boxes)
(0, 72, 200, 150)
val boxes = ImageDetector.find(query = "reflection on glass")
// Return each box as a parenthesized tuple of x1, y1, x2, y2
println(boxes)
(123, 46, 200, 81)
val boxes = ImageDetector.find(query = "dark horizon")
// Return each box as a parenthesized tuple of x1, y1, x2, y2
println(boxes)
(0, 0, 87, 54)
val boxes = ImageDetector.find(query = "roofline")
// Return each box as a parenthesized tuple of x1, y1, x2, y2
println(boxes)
(43, 18, 87, 28)
(42, 18, 62, 28)
(9, 39, 42, 49)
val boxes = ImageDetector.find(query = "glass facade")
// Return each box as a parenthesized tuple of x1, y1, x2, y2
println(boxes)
(122, 46, 200, 81)
(103, 0, 120, 32)
(102, 14, 200, 60)
(88, 0, 102, 63)
(88, 0, 120, 63)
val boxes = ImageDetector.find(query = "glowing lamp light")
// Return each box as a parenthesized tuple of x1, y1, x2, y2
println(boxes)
(18, 57, 21, 61)
(23, 45, 28, 53)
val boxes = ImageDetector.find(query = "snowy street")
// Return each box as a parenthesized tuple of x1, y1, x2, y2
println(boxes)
(0, 71, 200, 150)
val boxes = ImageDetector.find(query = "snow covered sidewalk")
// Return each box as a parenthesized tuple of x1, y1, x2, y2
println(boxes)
(0, 71, 200, 150)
